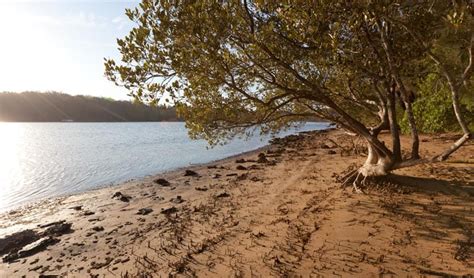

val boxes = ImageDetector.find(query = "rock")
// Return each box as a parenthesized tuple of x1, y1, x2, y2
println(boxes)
(154, 178, 170, 186)
(267, 160, 277, 166)
(137, 208, 153, 215)
(112, 192, 131, 202)
(327, 150, 337, 155)
(90, 257, 113, 269)
(170, 196, 184, 204)
(112, 192, 122, 198)
(43, 222, 72, 236)
(92, 226, 104, 232)
(119, 195, 131, 202)
(237, 174, 247, 181)
(212, 174, 221, 179)
(3, 237, 60, 263)
(266, 148, 283, 157)
(0, 230, 40, 256)
(236, 165, 247, 171)
(184, 169, 199, 177)
(257, 153, 268, 163)
(216, 192, 230, 198)
(251, 231, 266, 238)
(235, 158, 246, 163)
(70, 251, 81, 257)
(83, 211, 95, 216)
(248, 164, 261, 170)
(160, 206, 178, 215)
(207, 165, 217, 169)
(29, 265, 42, 271)
(320, 143, 331, 149)
(38, 220, 66, 229)
(69, 205, 82, 211)
(195, 187, 208, 191)
(226, 173, 238, 177)
(250, 177, 261, 182)
(269, 138, 283, 145)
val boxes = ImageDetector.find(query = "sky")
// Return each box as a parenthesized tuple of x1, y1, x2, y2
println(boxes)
(0, 0, 140, 100)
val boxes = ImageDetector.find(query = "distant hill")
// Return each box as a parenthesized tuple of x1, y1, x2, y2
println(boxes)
(0, 92, 180, 122)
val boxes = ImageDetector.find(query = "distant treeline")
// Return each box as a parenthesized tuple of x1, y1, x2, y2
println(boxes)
(0, 92, 180, 122)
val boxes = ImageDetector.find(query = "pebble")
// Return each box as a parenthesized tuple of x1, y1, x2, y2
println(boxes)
(137, 208, 153, 215)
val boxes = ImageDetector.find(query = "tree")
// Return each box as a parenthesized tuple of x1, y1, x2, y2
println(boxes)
(105, 0, 472, 191)
(400, 73, 474, 134)
(0, 91, 180, 122)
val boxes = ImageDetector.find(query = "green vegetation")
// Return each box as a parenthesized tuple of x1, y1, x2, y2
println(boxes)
(0, 91, 179, 122)
(105, 1, 472, 180)
(400, 74, 474, 133)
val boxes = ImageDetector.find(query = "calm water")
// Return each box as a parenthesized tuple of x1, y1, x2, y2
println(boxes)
(0, 122, 328, 211)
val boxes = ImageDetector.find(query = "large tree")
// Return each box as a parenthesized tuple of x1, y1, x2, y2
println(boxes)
(105, 0, 472, 190)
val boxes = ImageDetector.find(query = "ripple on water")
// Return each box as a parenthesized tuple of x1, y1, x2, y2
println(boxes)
(0, 122, 329, 211)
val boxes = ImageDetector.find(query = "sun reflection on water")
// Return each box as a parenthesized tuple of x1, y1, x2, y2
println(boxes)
(0, 123, 24, 210)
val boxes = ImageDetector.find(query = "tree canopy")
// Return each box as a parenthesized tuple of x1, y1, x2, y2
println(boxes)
(105, 0, 473, 183)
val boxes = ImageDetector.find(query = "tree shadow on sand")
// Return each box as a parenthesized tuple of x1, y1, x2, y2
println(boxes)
(388, 174, 474, 197)
(376, 174, 474, 273)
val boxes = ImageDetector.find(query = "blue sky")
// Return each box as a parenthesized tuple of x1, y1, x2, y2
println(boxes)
(0, 0, 140, 100)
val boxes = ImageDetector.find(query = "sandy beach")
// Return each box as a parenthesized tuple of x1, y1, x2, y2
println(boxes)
(0, 128, 473, 277)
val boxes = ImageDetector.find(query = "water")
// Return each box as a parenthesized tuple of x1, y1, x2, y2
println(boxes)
(0, 122, 329, 211)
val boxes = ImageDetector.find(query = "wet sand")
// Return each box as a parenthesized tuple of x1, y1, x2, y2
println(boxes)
(0, 129, 473, 277)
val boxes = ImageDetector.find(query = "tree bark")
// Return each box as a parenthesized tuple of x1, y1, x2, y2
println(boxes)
(358, 142, 393, 177)
(386, 86, 401, 161)
(404, 100, 420, 159)
(378, 20, 420, 160)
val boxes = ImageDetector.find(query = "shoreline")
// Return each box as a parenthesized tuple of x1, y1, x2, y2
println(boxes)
(0, 122, 330, 214)
(0, 135, 278, 216)
(1, 128, 473, 276)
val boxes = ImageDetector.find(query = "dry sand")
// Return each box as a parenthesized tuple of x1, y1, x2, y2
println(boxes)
(0, 129, 473, 277)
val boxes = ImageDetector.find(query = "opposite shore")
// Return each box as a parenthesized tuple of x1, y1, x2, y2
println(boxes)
(1, 128, 473, 276)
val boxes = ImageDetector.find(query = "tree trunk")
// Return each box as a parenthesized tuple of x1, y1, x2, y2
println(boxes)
(445, 77, 471, 136)
(387, 88, 401, 161)
(358, 143, 393, 178)
(344, 141, 394, 192)
(404, 100, 420, 159)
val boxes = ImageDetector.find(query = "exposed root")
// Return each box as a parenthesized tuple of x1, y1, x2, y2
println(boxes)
(335, 164, 359, 186)
(338, 165, 404, 194)
(352, 172, 365, 194)
(342, 170, 358, 186)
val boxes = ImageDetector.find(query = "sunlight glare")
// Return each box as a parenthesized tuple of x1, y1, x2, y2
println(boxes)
(0, 123, 24, 211)
(0, 4, 72, 93)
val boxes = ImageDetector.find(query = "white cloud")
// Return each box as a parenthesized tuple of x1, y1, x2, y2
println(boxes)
(112, 16, 123, 24)
(111, 15, 129, 30)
